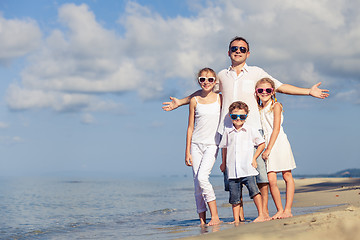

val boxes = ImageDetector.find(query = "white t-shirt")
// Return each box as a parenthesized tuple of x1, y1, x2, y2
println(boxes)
(218, 123, 265, 179)
(215, 64, 283, 134)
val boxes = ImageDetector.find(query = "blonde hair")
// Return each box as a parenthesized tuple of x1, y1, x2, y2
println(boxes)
(255, 78, 282, 112)
(197, 67, 217, 86)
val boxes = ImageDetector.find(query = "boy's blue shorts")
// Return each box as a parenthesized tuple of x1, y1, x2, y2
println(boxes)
(228, 176, 260, 205)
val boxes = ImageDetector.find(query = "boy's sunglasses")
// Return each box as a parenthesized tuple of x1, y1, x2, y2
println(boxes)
(230, 46, 247, 53)
(256, 88, 274, 94)
(230, 114, 247, 120)
(198, 77, 216, 83)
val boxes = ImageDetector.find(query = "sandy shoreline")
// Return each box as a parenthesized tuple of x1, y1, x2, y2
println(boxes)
(180, 177, 360, 240)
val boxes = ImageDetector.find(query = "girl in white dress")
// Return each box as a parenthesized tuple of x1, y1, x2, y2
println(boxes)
(185, 68, 222, 226)
(255, 78, 296, 219)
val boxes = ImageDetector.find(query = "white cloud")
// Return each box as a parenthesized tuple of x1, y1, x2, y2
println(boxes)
(0, 14, 41, 63)
(0, 136, 24, 144)
(4, 0, 360, 112)
(0, 122, 9, 128)
(81, 113, 95, 124)
(335, 86, 360, 104)
(6, 84, 124, 112)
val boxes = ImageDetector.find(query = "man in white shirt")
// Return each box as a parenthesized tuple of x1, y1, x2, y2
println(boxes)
(162, 36, 329, 218)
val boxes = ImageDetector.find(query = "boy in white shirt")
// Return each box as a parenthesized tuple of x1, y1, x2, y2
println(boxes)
(219, 101, 267, 223)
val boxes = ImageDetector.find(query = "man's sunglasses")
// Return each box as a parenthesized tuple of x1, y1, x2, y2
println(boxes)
(230, 46, 247, 53)
(198, 77, 216, 83)
(256, 88, 274, 94)
(230, 114, 247, 120)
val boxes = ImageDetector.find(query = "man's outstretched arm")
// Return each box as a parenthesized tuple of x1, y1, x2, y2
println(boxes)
(276, 82, 329, 99)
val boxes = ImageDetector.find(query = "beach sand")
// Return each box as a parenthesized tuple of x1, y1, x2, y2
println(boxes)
(181, 177, 360, 240)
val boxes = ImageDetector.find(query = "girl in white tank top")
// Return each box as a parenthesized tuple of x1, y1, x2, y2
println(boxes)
(185, 68, 222, 226)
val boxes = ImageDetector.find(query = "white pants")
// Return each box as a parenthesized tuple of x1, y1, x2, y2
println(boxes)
(191, 143, 218, 213)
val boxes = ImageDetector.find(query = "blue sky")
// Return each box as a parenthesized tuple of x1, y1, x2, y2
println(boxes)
(0, 0, 359, 178)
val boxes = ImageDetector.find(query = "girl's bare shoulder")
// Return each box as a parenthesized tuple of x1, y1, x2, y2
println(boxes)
(273, 101, 283, 112)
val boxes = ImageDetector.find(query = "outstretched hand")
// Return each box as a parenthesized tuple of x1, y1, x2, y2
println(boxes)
(310, 82, 329, 99)
(162, 97, 180, 111)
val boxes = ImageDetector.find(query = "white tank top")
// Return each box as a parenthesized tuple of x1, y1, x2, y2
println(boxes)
(191, 95, 221, 145)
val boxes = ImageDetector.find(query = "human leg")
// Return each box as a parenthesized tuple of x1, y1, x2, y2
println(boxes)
(198, 212, 206, 225)
(242, 176, 266, 222)
(239, 196, 244, 221)
(252, 194, 267, 222)
(255, 149, 269, 218)
(197, 145, 221, 225)
(222, 148, 229, 191)
(268, 171, 283, 219)
(257, 183, 269, 219)
(207, 200, 222, 225)
(190, 143, 207, 223)
(231, 203, 242, 223)
(228, 179, 242, 223)
(281, 170, 295, 218)
(255, 130, 270, 218)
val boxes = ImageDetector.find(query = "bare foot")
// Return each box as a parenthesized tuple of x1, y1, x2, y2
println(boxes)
(200, 219, 206, 225)
(264, 216, 272, 221)
(262, 214, 271, 221)
(229, 220, 244, 225)
(280, 211, 293, 219)
(207, 218, 223, 226)
(271, 211, 284, 220)
(253, 215, 267, 222)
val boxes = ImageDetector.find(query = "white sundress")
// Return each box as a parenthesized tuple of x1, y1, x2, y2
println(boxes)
(260, 103, 296, 173)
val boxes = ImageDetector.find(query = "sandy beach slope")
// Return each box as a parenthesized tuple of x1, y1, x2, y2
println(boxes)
(181, 177, 360, 240)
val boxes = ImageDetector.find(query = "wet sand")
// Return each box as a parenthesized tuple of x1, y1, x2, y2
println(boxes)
(181, 177, 360, 240)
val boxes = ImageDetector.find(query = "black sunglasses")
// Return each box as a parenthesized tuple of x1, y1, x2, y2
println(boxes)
(230, 46, 247, 53)
(256, 88, 274, 94)
(230, 114, 247, 120)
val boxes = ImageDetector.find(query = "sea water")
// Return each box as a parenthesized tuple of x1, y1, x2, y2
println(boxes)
(0, 175, 324, 240)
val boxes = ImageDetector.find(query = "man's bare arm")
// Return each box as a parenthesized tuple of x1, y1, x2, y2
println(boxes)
(277, 82, 329, 99)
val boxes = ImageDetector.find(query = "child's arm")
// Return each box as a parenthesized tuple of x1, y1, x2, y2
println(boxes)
(185, 98, 196, 166)
(252, 142, 265, 168)
(220, 148, 227, 172)
(162, 84, 221, 111)
(262, 102, 282, 160)
(162, 90, 202, 111)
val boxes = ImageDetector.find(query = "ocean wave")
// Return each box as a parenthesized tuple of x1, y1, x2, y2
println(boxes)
(148, 208, 177, 215)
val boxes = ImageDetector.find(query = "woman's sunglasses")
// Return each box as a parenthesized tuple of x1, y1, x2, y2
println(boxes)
(198, 77, 216, 83)
(230, 46, 247, 53)
(230, 114, 247, 120)
(256, 88, 274, 94)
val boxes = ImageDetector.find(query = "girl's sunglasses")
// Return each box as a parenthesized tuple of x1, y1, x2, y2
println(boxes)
(230, 46, 247, 53)
(198, 77, 215, 83)
(230, 114, 247, 120)
(256, 88, 274, 94)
